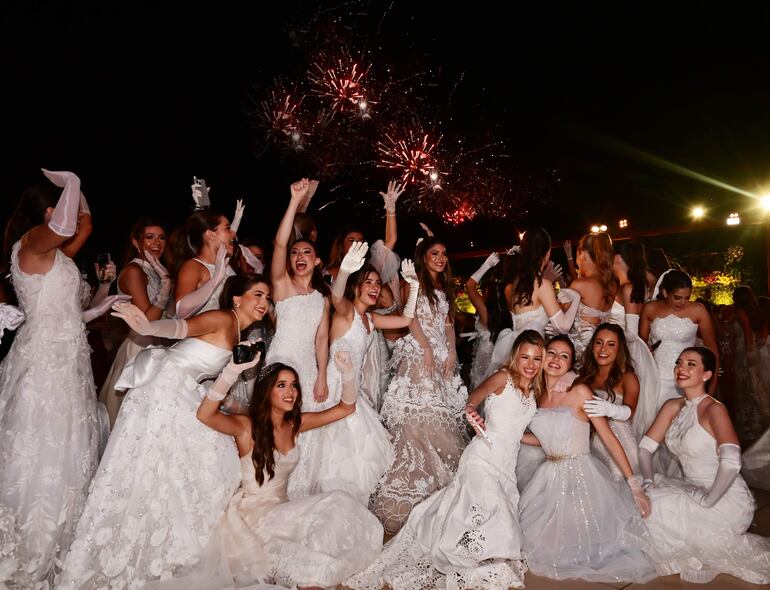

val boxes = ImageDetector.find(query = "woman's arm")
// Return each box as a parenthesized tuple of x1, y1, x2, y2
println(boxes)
(465, 252, 500, 328)
(379, 181, 404, 250)
(443, 314, 458, 380)
(272, 179, 309, 292)
(312, 298, 331, 403)
(120, 264, 164, 320)
(521, 432, 541, 446)
(330, 241, 368, 315)
(639, 303, 653, 344)
(174, 245, 229, 319)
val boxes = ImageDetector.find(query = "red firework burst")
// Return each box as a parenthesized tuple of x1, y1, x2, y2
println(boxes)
(376, 129, 440, 186)
(309, 53, 370, 115)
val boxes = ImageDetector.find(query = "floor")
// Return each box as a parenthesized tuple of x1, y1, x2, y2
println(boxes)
(343, 487, 770, 590)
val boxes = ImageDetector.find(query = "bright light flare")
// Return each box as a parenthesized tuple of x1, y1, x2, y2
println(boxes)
(691, 206, 706, 220)
(726, 212, 740, 226)
(618, 218, 628, 228)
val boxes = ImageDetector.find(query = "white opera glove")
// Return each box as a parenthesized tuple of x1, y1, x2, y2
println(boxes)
(470, 252, 500, 283)
(144, 251, 172, 309)
(83, 294, 131, 324)
(549, 287, 580, 333)
(0, 304, 25, 342)
(239, 244, 264, 274)
(542, 260, 563, 284)
(207, 347, 261, 401)
(191, 176, 211, 210)
(335, 351, 357, 404)
(638, 435, 659, 490)
(231, 199, 245, 235)
(583, 395, 632, 421)
(684, 443, 742, 508)
(379, 180, 405, 215)
(400, 259, 420, 318)
(112, 302, 188, 339)
(340, 241, 369, 274)
(175, 244, 229, 319)
(42, 169, 82, 237)
(627, 475, 652, 518)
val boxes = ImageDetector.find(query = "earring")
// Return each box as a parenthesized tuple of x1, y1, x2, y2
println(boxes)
(235, 303, 240, 308)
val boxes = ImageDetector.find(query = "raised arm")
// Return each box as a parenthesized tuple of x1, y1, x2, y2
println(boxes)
(331, 241, 368, 314)
(299, 179, 319, 213)
(380, 181, 405, 250)
(563, 240, 577, 283)
(372, 259, 419, 331)
(272, 179, 309, 289)
(465, 252, 499, 329)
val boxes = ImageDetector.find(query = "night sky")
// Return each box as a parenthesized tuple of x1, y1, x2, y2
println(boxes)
(4, 1, 770, 265)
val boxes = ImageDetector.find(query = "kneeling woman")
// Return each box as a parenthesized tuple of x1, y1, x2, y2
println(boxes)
(347, 330, 546, 590)
(189, 358, 383, 589)
(635, 346, 770, 585)
(519, 335, 656, 584)
(60, 275, 271, 588)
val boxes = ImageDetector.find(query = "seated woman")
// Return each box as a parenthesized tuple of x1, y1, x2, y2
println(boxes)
(635, 346, 770, 584)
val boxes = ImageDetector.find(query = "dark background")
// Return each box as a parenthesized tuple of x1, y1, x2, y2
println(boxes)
(3, 1, 770, 273)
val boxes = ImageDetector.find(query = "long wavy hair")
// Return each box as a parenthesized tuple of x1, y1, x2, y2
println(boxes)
(249, 363, 303, 486)
(3, 181, 59, 258)
(503, 329, 546, 400)
(325, 226, 366, 274)
(165, 209, 224, 278)
(486, 253, 516, 342)
(575, 323, 634, 403)
(733, 285, 765, 333)
(615, 241, 648, 304)
(344, 263, 380, 303)
(219, 273, 270, 313)
(510, 228, 551, 309)
(414, 236, 455, 321)
(577, 232, 617, 305)
(289, 238, 330, 296)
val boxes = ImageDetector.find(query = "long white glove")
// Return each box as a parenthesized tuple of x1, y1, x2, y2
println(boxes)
(231, 199, 245, 235)
(83, 294, 131, 324)
(627, 475, 651, 517)
(549, 287, 580, 333)
(583, 395, 632, 421)
(175, 244, 229, 319)
(239, 244, 264, 274)
(206, 347, 261, 401)
(112, 302, 188, 339)
(144, 251, 173, 309)
(332, 241, 368, 300)
(42, 169, 82, 237)
(638, 435, 659, 490)
(334, 350, 358, 404)
(684, 443, 742, 507)
(400, 259, 420, 318)
(0, 304, 25, 342)
(191, 177, 211, 210)
(379, 180, 405, 215)
(470, 252, 499, 283)
(542, 260, 564, 284)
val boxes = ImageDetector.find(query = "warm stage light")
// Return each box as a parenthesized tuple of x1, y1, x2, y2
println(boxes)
(619, 219, 628, 228)
(590, 224, 607, 234)
(726, 212, 740, 226)
(691, 206, 705, 220)
(760, 195, 770, 212)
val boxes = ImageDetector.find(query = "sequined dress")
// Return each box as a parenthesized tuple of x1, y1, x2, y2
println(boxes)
(649, 314, 697, 408)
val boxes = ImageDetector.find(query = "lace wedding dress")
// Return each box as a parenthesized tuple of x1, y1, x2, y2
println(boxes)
(519, 406, 656, 583)
(264, 291, 325, 404)
(631, 395, 770, 584)
(348, 375, 533, 590)
(649, 314, 698, 408)
(0, 242, 99, 588)
(58, 338, 242, 588)
(287, 310, 394, 503)
(371, 292, 469, 534)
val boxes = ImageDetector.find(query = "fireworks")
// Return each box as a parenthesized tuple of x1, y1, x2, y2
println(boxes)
(442, 199, 478, 225)
(309, 52, 371, 116)
(376, 128, 440, 186)
(257, 82, 307, 151)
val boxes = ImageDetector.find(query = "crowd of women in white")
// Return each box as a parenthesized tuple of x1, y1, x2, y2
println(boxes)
(0, 169, 768, 589)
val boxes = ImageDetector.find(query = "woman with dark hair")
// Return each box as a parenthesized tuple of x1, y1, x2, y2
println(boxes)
(561, 232, 618, 365)
(288, 243, 418, 504)
(612, 241, 660, 439)
(519, 335, 654, 583)
(99, 217, 172, 426)
(483, 228, 579, 380)
(60, 274, 271, 587)
(370, 235, 470, 535)
(349, 330, 545, 590)
(640, 269, 719, 404)
(180, 359, 382, 588)
(173, 208, 237, 318)
(729, 285, 770, 441)
(0, 170, 99, 587)
(575, 323, 642, 480)
(266, 179, 331, 407)
(635, 347, 770, 584)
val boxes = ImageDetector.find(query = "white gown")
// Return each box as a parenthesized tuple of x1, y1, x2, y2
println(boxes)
(58, 338, 242, 588)
(590, 389, 639, 481)
(0, 242, 99, 588)
(189, 257, 236, 314)
(287, 310, 395, 504)
(372, 292, 469, 534)
(519, 407, 656, 583)
(568, 301, 611, 367)
(632, 395, 770, 584)
(623, 313, 662, 441)
(347, 375, 533, 590)
(145, 448, 383, 589)
(264, 291, 324, 405)
(483, 306, 548, 381)
(649, 314, 698, 408)
(468, 317, 493, 390)
(99, 257, 169, 427)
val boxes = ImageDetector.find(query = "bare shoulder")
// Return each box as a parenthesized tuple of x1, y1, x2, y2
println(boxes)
(570, 382, 594, 401)
(622, 371, 639, 388)
(660, 397, 685, 417)
(701, 396, 728, 419)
